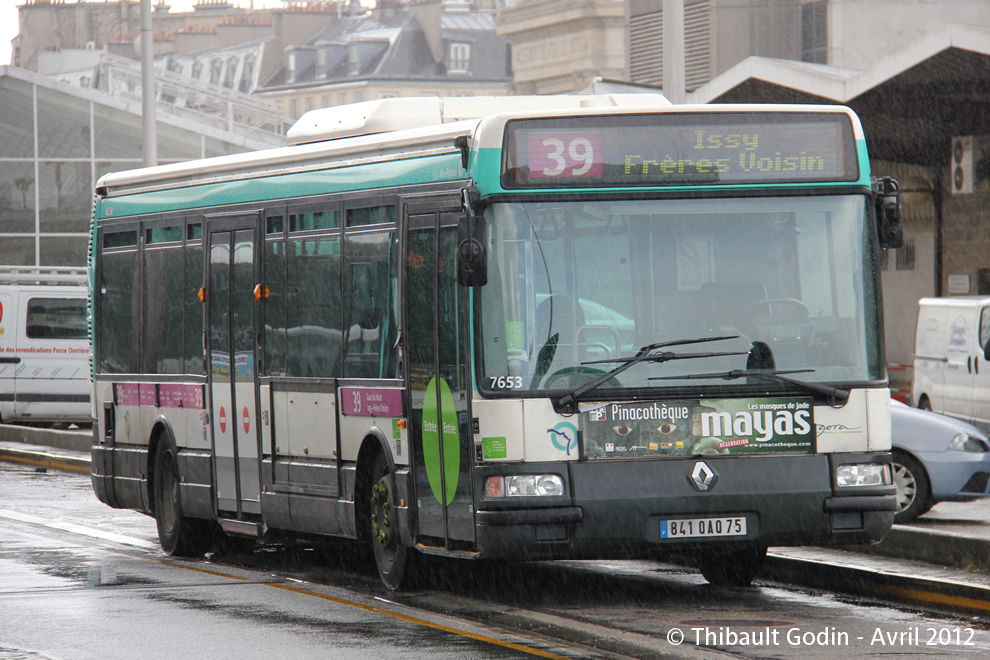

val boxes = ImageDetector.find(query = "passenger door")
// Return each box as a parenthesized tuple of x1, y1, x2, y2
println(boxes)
(206, 215, 262, 517)
(404, 197, 475, 551)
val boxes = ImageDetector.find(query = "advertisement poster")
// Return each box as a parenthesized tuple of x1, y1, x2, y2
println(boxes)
(581, 397, 814, 458)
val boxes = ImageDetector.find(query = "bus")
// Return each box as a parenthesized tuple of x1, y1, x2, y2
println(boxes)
(89, 95, 903, 589)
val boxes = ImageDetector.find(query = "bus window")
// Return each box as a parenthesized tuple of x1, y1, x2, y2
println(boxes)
(144, 229, 184, 374)
(99, 230, 139, 373)
(344, 230, 398, 378)
(286, 234, 342, 377)
(264, 217, 287, 376)
(184, 224, 205, 374)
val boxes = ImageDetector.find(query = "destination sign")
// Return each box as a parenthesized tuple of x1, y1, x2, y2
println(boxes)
(502, 112, 858, 188)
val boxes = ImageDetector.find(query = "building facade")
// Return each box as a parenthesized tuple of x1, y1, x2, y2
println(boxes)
(259, 1, 512, 120)
(14, 0, 349, 88)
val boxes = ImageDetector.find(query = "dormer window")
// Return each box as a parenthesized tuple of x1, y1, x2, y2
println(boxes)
(210, 59, 222, 85)
(348, 43, 360, 76)
(448, 42, 470, 74)
(316, 48, 328, 80)
(287, 50, 297, 84)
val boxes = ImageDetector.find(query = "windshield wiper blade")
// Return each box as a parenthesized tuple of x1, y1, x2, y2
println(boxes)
(650, 368, 850, 405)
(582, 350, 747, 366)
(552, 335, 742, 414)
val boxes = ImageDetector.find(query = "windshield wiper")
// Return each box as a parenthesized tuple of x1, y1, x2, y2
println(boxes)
(552, 335, 745, 414)
(650, 368, 850, 405)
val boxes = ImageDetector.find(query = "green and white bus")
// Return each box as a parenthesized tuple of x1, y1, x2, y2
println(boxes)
(90, 95, 903, 589)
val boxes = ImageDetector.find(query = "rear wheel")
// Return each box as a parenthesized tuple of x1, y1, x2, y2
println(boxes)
(892, 450, 932, 524)
(153, 437, 216, 557)
(367, 451, 410, 590)
(697, 546, 767, 587)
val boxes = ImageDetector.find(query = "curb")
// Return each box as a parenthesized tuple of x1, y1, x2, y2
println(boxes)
(0, 445, 90, 475)
(765, 553, 990, 617)
(842, 527, 990, 571)
(0, 424, 92, 453)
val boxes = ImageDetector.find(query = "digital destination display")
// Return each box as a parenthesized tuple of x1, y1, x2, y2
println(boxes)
(502, 112, 858, 188)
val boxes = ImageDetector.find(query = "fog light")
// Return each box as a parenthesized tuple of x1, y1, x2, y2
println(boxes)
(836, 463, 889, 487)
(485, 474, 564, 497)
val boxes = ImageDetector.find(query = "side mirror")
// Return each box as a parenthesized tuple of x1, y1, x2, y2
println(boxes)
(873, 176, 903, 249)
(457, 213, 488, 287)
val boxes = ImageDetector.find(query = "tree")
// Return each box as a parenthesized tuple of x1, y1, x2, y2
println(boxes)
(14, 177, 33, 209)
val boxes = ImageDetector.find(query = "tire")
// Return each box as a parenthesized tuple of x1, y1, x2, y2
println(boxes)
(367, 451, 410, 590)
(697, 546, 766, 587)
(892, 450, 932, 524)
(153, 437, 216, 557)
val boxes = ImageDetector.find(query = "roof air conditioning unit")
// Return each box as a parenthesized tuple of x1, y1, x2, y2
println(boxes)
(952, 136, 973, 194)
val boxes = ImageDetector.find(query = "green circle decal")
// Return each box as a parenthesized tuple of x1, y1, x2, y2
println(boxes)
(422, 376, 460, 505)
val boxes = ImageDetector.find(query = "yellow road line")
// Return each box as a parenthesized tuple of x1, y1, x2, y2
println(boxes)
(161, 559, 570, 659)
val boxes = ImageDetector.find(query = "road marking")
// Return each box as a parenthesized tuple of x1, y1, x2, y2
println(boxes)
(153, 558, 571, 658)
(269, 581, 572, 659)
(0, 509, 158, 549)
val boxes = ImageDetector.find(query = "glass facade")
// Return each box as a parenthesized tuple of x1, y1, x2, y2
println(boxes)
(0, 69, 258, 267)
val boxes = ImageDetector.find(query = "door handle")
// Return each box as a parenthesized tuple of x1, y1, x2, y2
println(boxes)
(0, 357, 21, 364)
(968, 356, 973, 373)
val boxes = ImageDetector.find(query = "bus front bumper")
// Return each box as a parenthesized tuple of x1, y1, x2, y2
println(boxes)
(474, 453, 895, 560)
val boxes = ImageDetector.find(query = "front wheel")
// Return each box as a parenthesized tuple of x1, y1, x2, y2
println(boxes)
(368, 451, 410, 590)
(153, 438, 216, 557)
(892, 450, 932, 524)
(696, 546, 767, 587)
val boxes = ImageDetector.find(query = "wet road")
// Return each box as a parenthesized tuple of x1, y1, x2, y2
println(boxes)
(3, 463, 990, 659)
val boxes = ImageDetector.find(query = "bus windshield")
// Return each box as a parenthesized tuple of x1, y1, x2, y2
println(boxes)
(479, 194, 883, 396)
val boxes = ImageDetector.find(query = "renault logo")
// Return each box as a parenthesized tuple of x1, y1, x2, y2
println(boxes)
(690, 461, 717, 491)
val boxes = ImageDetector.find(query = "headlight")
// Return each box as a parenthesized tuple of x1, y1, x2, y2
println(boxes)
(484, 474, 565, 497)
(836, 463, 890, 487)
(947, 432, 990, 453)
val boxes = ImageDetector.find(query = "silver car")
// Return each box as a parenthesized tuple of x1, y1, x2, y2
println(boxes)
(891, 400, 990, 523)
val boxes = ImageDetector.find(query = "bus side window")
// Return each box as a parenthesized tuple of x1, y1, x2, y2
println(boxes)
(144, 227, 184, 374)
(344, 231, 395, 378)
(99, 230, 139, 374)
(286, 235, 342, 378)
(264, 233, 287, 376)
(184, 224, 205, 374)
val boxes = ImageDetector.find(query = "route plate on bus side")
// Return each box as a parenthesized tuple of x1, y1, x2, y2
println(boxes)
(659, 516, 747, 539)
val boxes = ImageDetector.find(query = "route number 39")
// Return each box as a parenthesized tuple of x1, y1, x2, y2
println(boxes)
(529, 133, 603, 178)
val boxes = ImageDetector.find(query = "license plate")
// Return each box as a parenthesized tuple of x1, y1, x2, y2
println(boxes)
(659, 516, 747, 539)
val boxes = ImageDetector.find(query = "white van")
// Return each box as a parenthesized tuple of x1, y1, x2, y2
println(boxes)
(0, 267, 92, 426)
(913, 296, 990, 430)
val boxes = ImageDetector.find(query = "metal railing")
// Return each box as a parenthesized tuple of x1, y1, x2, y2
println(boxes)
(0, 267, 88, 286)
(84, 52, 289, 146)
